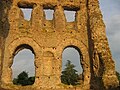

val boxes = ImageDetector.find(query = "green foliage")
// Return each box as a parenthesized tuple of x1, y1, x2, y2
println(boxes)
(61, 60, 80, 86)
(116, 71, 120, 81)
(13, 78, 19, 85)
(13, 71, 35, 86)
(28, 77, 35, 85)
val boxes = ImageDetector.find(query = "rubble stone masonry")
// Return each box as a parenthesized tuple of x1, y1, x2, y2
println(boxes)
(0, 0, 119, 90)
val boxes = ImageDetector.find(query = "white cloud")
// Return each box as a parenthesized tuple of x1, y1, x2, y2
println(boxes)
(105, 15, 120, 72)
(99, 0, 120, 72)
(106, 15, 120, 54)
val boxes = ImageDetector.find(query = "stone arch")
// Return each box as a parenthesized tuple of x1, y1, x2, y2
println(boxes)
(62, 45, 83, 70)
(11, 44, 35, 83)
(61, 45, 84, 84)
(13, 44, 35, 56)
(2, 37, 41, 84)
(8, 37, 41, 68)
(56, 39, 90, 85)
(64, 45, 83, 58)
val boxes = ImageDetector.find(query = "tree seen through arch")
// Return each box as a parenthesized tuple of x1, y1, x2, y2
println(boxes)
(11, 49, 35, 85)
(61, 46, 83, 85)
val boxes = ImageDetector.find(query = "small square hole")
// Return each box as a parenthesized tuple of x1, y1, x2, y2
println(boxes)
(20, 8, 33, 21)
(44, 9, 54, 20)
(64, 10, 76, 22)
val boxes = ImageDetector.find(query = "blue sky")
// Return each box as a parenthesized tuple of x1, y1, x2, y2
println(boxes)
(12, 0, 120, 78)
(99, 0, 120, 72)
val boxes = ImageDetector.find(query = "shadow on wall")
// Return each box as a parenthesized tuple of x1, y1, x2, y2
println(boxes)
(86, 0, 118, 89)
(85, 1, 105, 89)
(0, 0, 12, 38)
(0, 0, 13, 87)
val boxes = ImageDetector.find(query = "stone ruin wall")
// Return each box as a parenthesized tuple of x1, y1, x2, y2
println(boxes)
(0, 0, 119, 90)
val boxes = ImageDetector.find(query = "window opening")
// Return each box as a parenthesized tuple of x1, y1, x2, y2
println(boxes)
(20, 8, 32, 21)
(44, 9, 54, 20)
(61, 46, 83, 85)
(11, 49, 35, 85)
(64, 10, 76, 22)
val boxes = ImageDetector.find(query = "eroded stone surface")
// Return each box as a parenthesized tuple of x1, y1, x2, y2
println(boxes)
(0, 0, 119, 90)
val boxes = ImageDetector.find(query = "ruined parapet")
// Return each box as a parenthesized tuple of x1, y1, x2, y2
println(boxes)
(0, 0, 118, 90)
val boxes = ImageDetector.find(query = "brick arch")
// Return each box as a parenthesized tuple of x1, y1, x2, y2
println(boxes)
(56, 39, 90, 85)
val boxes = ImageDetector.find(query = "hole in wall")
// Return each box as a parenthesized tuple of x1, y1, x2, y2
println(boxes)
(44, 9, 54, 20)
(37, 77, 39, 78)
(64, 10, 76, 22)
(20, 8, 33, 21)
(11, 48, 35, 86)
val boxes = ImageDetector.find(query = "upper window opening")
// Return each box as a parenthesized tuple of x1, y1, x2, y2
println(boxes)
(11, 48, 35, 86)
(44, 9, 54, 20)
(20, 8, 33, 21)
(64, 10, 76, 22)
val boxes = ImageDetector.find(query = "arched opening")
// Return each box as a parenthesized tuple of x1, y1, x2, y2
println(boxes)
(61, 46, 83, 85)
(11, 44, 35, 86)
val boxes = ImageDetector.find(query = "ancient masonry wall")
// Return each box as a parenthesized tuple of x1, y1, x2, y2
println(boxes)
(0, 0, 119, 90)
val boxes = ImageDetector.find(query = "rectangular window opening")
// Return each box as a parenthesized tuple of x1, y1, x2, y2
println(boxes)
(64, 10, 76, 22)
(20, 8, 33, 21)
(44, 9, 54, 20)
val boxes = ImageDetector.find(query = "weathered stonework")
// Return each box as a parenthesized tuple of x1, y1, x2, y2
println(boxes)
(0, 0, 119, 90)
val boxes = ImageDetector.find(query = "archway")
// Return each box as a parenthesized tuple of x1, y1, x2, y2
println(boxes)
(61, 46, 83, 85)
(11, 44, 35, 85)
